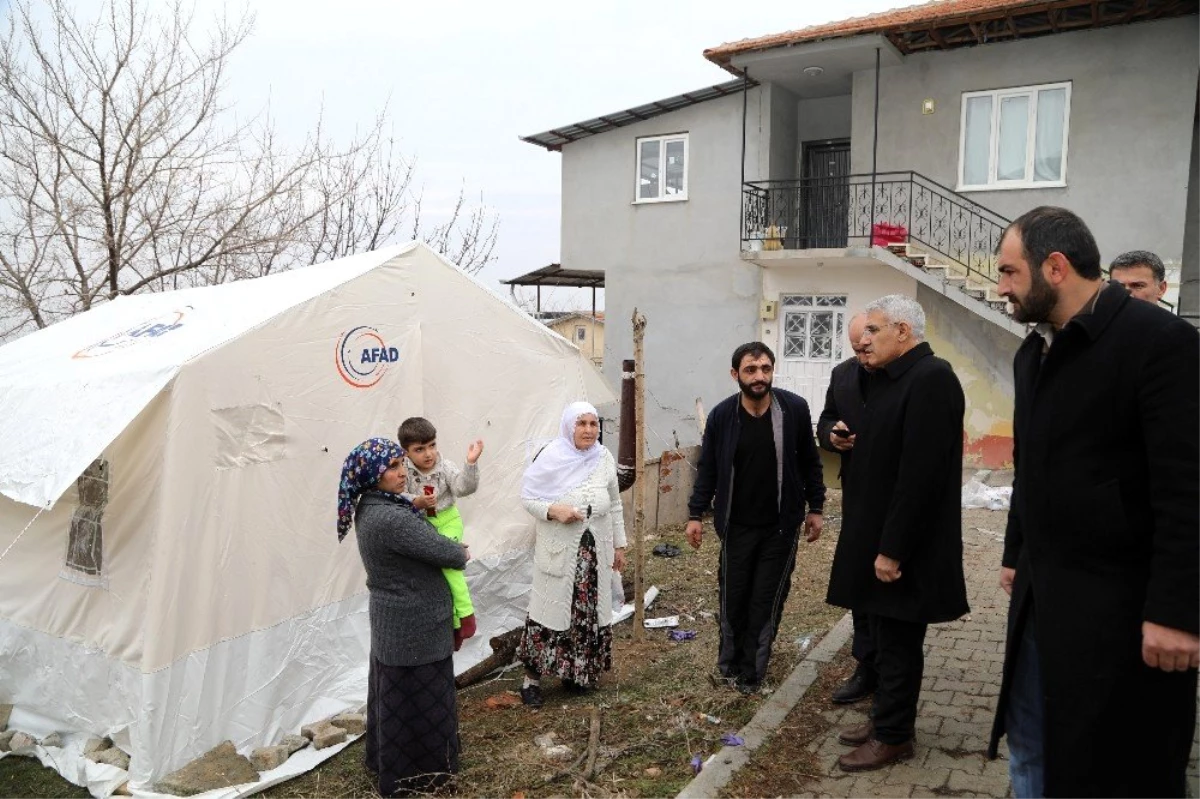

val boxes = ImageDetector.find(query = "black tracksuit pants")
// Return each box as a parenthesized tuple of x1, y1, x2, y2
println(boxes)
(717, 522, 800, 684)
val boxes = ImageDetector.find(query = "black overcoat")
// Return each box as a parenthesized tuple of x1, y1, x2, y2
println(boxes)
(826, 342, 969, 624)
(816, 356, 867, 482)
(987, 283, 1199, 798)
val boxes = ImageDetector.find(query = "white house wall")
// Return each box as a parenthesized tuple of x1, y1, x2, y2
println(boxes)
(849, 16, 1198, 268)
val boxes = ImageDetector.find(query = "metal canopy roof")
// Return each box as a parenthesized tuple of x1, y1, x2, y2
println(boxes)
(501, 264, 605, 288)
(520, 77, 755, 151)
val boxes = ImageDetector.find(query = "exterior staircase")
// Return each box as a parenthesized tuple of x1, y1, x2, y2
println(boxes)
(883, 241, 1010, 315)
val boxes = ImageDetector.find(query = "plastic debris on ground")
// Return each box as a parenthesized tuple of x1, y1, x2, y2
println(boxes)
(643, 615, 679, 629)
(690, 754, 703, 774)
(961, 477, 1012, 510)
(652, 543, 682, 558)
(721, 733, 745, 747)
(667, 629, 696, 641)
(795, 632, 814, 652)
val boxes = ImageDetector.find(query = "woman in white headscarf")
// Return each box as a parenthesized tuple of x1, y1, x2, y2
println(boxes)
(515, 401, 627, 706)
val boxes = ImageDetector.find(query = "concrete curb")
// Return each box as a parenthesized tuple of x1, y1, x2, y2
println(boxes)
(676, 611, 854, 798)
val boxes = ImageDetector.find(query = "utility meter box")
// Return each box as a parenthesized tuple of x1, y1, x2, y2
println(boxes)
(760, 299, 778, 321)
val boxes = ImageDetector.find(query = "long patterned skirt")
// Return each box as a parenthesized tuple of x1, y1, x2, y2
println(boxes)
(364, 654, 460, 797)
(516, 528, 613, 687)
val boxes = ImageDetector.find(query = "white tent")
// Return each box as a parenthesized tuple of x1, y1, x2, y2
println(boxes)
(0, 242, 613, 795)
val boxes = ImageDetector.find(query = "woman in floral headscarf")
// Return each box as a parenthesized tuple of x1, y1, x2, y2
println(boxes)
(337, 437, 468, 797)
(515, 402, 627, 707)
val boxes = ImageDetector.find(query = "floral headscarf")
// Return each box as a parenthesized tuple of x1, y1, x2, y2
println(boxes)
(336, 437, 415, 541)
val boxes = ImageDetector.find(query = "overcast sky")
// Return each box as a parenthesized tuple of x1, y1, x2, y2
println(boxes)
(219, 0, 908, 307)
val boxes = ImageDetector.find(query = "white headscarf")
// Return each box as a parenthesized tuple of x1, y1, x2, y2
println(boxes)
(521, 401, 603, 501)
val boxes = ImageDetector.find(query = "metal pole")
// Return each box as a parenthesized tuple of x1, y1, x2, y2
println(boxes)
(870, 47, 881, 243)
(592, 286, 597, 362)
(740, 69, 749, 240)
(536, 284, 541, 315)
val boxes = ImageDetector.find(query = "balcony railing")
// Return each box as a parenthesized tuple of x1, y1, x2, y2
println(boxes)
(742, 171, 1010, 286)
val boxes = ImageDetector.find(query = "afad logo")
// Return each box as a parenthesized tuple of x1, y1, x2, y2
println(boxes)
(72, 307, 190, 359)
(335, 326, 399, 389)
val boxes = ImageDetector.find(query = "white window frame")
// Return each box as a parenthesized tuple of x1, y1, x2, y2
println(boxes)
(779, 295, 847, 362)
(633, 133, 689, 204)
(957, 81, 1071, 192)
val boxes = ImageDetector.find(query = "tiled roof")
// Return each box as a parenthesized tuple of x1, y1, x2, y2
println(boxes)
(704, 0, 1195, 69)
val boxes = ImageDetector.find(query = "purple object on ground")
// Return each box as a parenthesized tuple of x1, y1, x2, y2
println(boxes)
(667, 629, 696, 641)
(690, 754, 702, 774)
(721, 733, 745, 746)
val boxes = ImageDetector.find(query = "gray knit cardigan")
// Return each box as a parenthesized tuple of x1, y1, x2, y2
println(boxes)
(354, 492, 468, 667)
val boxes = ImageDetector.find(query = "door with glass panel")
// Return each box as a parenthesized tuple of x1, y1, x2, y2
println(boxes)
(775, 295, 847, 416)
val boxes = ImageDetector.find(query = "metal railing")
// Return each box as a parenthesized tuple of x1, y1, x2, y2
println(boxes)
(742, 171, 1010, 286)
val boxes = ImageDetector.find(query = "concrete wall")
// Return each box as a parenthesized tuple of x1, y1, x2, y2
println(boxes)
(849, 17, 1199, 267)
(797, 95, 854, 154)
(770, 85, 800, 181)
(917, 283, 1021, 468)
(560, 88, 767, 454)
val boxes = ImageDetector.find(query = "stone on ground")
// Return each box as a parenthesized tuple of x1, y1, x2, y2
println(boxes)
(250, 745, 290, 772)
(0, 730, 15, 752)
(281, 734, 309, 754)
(8, 731, 36, 753)
(41, 732, 63, 748)
(83, 737, 112, 756)
(154, 741, 259, 796)
(92, 747, 131, 770)
(312, 725, 347, 750)
(329, 713, 365, 735)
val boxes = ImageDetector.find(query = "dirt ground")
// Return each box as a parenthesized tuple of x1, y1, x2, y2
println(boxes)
(0, 493, 849, 799)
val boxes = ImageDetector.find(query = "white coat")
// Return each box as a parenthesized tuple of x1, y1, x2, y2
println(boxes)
(522, 449, 627, 631)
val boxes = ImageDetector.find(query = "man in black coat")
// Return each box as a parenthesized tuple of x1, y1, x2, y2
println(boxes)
(686, 342, 826, 694)
(825, 295, 969, 772)
(988, 206, 1199, 798)
(817, 311, 878, 705)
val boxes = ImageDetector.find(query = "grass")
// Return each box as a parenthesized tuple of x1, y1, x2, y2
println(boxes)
(3, 494, 849, 799)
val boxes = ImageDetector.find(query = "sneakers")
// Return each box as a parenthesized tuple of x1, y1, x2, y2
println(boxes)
(520, 684, 544, 707)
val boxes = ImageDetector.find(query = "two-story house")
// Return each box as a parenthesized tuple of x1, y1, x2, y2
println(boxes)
(522, 0, 1198, 467)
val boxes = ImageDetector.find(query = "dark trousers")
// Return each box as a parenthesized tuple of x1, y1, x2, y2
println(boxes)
(717, 521, 800, 684)
(851, 610, 877, 673)
(869, 614, 928, 744)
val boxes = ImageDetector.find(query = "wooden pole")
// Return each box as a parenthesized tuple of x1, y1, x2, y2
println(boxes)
(631, 308, 648, 640)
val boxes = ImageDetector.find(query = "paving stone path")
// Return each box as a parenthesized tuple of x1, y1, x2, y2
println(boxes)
(791, 521, 1199, 798)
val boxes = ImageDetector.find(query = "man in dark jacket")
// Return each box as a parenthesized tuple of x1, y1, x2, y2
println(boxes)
(817, 312, 878, 705)
(988, 206, 1198, 798)
(826, 295, 969, 772)
(686, 341, 826, 694)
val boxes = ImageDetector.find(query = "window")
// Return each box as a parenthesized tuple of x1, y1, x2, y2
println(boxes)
(780, 295, 847, 361)
(575, 326, 587, 342)
(62, 458, 108, 586)
(635, 133, 688, 202)
(958, 82, 1070, 191)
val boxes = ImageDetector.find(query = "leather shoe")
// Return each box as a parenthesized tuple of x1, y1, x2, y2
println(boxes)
(838, 739, 915, 772)
(837, 720, 874, 746)
(831, 664, 877, 704)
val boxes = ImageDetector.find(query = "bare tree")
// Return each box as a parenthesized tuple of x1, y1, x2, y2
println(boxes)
(0, 0, 498, 339)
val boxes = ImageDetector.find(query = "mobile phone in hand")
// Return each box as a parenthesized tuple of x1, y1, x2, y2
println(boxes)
(832, 428, 852, 438)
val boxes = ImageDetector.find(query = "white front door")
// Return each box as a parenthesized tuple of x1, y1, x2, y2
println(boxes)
(775, 294, 847, 414)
